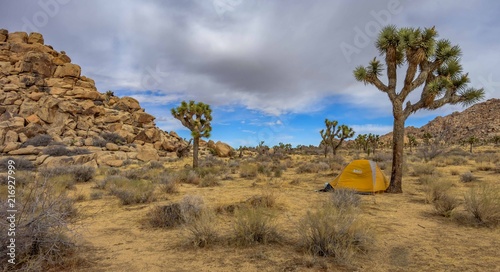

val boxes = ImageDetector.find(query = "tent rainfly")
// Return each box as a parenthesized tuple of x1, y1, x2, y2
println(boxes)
(328, 159, 389, 193)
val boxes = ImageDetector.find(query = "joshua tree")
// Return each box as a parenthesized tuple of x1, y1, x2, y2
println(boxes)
(367, 133, 380, 155)
(320, 119, 355, 156)
(354, 134, 368, 153)
(354, 25, 484, 193)
(171, 101, 212, 168)
(407, 134, 418, 153)
(464, 136, 479, 153)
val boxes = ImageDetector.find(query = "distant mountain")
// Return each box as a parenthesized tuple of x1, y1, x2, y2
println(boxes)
(381, 98, 499, 144)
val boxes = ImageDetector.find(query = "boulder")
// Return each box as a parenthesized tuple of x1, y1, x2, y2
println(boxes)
(27, 32, 44, 44)
(8, 146, 41, 155)
(0, 29, 7, 42)
(22, 51, 53, 77)
(136, 147, 159, 162)
(3, 142, 21, 153)
(214, 141, 233, 157)
(4, 130, 18, 143)
(105, 159, 124, 167)
(105, 142, 119, 151)
(133, 112, 155, 124)
(53, 63, 81, 78)
(7, 32, 28, 43)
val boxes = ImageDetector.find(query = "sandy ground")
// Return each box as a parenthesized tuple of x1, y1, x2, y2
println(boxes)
(69, 149, 499, 272)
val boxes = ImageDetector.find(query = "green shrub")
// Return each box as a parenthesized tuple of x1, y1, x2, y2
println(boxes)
(464, 185, 500, 226)
(232, 207, 280, 246)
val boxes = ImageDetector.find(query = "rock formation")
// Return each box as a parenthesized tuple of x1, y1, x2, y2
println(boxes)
(0, 30, 189, 167)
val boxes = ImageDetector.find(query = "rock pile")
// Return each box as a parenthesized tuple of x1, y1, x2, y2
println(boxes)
(380, 98, 500, 144)
(0, 30, 189, 167)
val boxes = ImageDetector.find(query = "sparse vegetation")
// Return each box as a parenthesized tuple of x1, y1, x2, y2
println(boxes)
(464, 185, 500, 226)
(232, 207, 280, 246)
(460, 171, 478, 183)
(0, 178, 78, 271)
(21, 134, 54, 147)
(42, 145, 91, 157)
(298, 203, 370, 264)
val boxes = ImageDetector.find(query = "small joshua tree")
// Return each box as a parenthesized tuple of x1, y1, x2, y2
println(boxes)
(171, 101, 212, 168)
(320, 119, 355, 156)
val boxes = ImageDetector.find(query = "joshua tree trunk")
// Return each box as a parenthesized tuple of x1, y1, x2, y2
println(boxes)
(193, 136, 199, 168)
(387, 107, 405, 193)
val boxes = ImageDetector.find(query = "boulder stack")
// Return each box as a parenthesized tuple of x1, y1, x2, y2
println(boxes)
(0, 30, 190, 167)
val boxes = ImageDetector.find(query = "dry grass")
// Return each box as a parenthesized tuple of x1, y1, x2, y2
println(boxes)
(464, 184, 500, 226)
(298, 203, 370, 265)
(27, 145, 500, 271)
(232, 207, 280, 246)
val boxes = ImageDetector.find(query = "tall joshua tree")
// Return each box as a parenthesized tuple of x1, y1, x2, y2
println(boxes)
(320, 119, 355, 156)
(354, 25, 484, 193)
(171, 100, 212, 168)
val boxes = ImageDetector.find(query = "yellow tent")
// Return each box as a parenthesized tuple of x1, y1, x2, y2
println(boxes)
(329, 160, 389, 193)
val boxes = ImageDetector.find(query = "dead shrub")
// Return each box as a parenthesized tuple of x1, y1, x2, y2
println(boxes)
(0, 178, 78, 271)
(184, 211, 219, 248)
(460, 172, 477, 183)
(39, 165, 95, 183)
(298, 204, 370, 264)
(158, 173, 179, 194)
(424, 180, 453, 204)
(232, 207, 280, 246)
(147, 204, 184, 228)
(0, 157, 35, 171)
(296, 162, 322, 174)
(246, 193, 277, 208)
(42, 145, 91, 157)
(239, 163, 258, 178)
(464, 185, 500, 226)
(109, 179, 155, 205)
(198, 173, 221, 187)
(179, 195, 205, 223)
(21, 134, 54, 147)
(147, 195, 205, 228)
(330, 189, 361, 211)
(411, 163, 436, 177)
(433, 193, 459, 217)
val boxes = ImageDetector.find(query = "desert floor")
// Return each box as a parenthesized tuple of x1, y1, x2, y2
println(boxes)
(61, 146, 499, 271)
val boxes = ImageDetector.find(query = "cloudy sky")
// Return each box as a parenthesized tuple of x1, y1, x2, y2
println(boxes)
(1, 0, 499, 147)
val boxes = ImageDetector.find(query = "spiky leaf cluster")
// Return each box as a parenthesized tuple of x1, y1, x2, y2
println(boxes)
(171, 100, 212, 139)
(353, 25, 484, 117)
